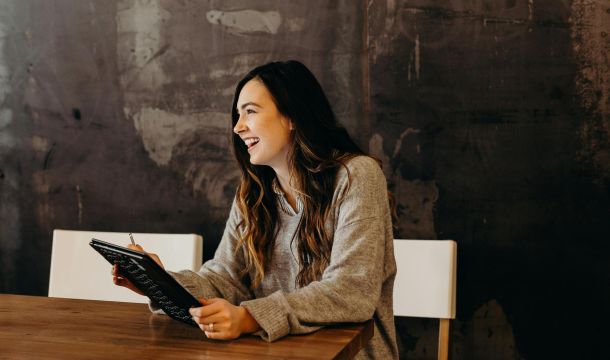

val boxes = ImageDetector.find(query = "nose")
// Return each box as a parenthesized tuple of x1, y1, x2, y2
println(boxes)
(233, 113, 247, 134)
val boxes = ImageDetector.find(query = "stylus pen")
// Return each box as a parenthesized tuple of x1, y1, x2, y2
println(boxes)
(129, 233, 136, 246)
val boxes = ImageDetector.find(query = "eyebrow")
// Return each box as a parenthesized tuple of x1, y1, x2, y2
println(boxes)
(237, 102, 261, 112)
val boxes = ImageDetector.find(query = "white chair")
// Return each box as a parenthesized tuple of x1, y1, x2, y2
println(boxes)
(49, 229, 203, 303)
(393, 239, 457, 360)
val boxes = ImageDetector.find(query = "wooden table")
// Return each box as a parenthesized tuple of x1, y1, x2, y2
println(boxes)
(0, 294, 373, 359)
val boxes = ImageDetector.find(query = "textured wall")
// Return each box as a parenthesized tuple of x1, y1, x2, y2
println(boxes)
(366, 1, 608, 359)
(0, 1, 608, 359)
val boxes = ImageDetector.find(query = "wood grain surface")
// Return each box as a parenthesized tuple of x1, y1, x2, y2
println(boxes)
(0, 294, 373, 360)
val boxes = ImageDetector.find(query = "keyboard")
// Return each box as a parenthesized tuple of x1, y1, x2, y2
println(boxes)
(91, 239, 200, 327)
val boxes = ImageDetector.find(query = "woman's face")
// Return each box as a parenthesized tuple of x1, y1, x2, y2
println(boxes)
(234, 79, 293, 171)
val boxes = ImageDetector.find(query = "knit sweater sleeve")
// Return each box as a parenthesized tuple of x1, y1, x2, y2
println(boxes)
(240, 156, 390, 341)
(149, 197, 253, 313)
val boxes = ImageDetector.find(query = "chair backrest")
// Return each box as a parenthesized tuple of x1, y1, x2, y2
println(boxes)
(393, 239, 457, 319)
(49, 229, 203, 303)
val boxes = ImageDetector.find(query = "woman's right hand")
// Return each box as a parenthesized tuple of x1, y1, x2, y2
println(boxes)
(111, 244, 165, 296)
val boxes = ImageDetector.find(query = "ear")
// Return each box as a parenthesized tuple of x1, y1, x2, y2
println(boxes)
(281, 116, 295, 131)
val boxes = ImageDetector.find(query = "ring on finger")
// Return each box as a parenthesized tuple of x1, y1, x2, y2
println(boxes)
(209, 322, 214, 332)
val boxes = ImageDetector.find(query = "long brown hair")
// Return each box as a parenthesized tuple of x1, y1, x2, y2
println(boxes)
(231, 61, 369, 289)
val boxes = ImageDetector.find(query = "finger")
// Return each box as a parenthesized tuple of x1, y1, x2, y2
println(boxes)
(205, 330, 232, 340)
(191, 314, 201, 324)
(198, 322, 218, 332)
(112, 264, 123, 276)
(113, 276, 144, 295)
(197, 297, 211, 306)
(192, 313, 223, 327)
(127, 244, 144, 251)
(190, 301, 222, 318)
(190, 311, 216, 323)
(113, 275, 129, 286)
(189, 304, 207, 317)
(114, 264, 123, 274)
(195, 321, 220, 333)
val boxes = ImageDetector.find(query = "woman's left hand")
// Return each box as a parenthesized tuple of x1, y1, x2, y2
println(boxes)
(189, 298, 260, 340)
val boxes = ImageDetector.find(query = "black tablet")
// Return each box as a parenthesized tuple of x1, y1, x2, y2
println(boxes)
(89, 238, 201, 327)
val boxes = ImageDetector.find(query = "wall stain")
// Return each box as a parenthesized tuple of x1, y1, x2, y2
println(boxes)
(395, 300, 522, 360)
(206, 10, 282, 35)
(0, 0, 21, 293)
(571, 0, 610, 187)
(169, 129, 240, 209)
(462, 300, 523, 360)
(75, 184, 83, 225)
(117, 0, 171, 92)
(131, 107, 223, 167)
(72, 107, 81, 120)
(369, 130, 438, 239)
(42, 144, 56, 170)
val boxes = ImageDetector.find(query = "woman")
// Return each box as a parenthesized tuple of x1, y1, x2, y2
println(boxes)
(113, 60, 398, 359)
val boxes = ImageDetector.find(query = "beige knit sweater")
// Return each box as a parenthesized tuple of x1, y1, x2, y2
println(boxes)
(152, 156, 398, 359)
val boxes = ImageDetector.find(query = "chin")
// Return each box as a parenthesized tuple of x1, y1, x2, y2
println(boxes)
(248, 155, 262, 165)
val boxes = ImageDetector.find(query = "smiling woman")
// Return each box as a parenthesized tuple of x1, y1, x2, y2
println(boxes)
(234, 79, 294, 179)
(113, 60, 398, 360)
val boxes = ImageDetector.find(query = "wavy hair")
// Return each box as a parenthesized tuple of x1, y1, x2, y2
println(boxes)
(230, 60, 372, 289)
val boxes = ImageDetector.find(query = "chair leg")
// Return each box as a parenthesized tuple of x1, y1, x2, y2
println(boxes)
(438, 318, 450, 360)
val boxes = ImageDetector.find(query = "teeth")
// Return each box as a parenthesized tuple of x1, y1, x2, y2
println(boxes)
(244, 138, 260, 146)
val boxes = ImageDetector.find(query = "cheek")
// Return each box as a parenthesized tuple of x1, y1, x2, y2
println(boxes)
(274, 132, 292, 152)
(265, 126, 291, 147)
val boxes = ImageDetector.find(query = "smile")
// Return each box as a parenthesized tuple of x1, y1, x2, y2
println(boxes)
(244, 137, 260, 150)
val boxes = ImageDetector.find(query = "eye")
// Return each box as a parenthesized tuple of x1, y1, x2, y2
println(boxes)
(246, 108, 256, 114)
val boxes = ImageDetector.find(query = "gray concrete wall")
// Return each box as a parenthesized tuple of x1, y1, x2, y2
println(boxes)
(1, 1, 608, 358)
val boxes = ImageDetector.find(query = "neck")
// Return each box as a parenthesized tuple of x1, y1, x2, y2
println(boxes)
(273, 166, 298, 211)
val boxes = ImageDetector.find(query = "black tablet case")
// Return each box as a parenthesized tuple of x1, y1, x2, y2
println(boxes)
(90, 238, 201, 327)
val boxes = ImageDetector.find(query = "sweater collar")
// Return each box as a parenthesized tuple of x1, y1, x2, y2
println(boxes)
(272, 177, 303, 216)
